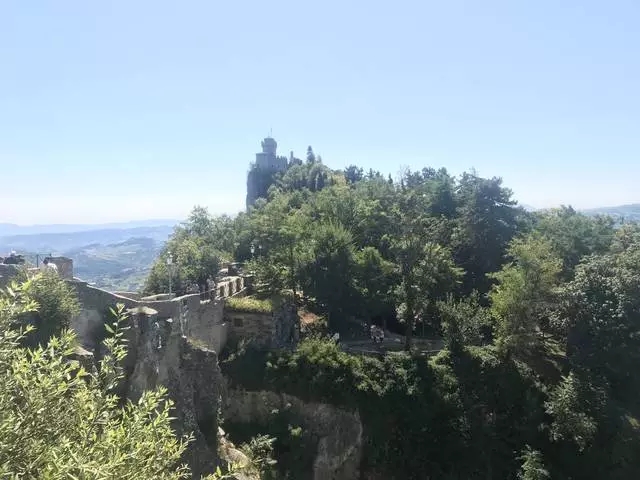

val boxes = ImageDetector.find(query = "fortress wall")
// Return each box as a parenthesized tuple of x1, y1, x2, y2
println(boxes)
(72, 281, 236, 355)
(49, 257, 73, 280)
(69, 273, 271, 360)
(0, 264, 21, 289)
(113, 291, 143, 300)
(71, 281, 139, 351)
(225, 310, 275, 348)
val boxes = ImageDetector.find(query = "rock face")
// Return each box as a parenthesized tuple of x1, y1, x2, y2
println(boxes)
(224, 389, 363, 480)
(76, 303, 224, 479)
(124, 310, 223, 478)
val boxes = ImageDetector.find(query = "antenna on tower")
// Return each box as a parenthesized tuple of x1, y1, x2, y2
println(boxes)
(269, 127, 273, 138)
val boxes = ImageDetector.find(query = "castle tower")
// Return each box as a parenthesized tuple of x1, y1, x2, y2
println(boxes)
(255, 137, 286, 170)
(247, 136, 288, 209)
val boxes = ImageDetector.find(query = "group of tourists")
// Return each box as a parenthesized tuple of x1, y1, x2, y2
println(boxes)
(1, 252, 58, 275)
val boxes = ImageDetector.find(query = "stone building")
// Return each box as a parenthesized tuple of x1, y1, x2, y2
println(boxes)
(255, 137, 287, 171)
(246, 137, 289, 209)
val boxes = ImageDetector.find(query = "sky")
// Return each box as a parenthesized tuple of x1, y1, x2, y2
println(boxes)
(1, 1, 639, 225)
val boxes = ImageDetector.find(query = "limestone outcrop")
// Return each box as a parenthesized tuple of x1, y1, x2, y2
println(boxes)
(223, 389, 363, 480)
(124, 310, 222, 477)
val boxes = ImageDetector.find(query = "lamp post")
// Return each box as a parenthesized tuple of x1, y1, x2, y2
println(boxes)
(167, 253, 173, 297)
(250, 244, 255, 259)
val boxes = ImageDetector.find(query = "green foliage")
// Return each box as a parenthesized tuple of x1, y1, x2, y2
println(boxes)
(518, 446, 550, 480)
(239, 434, 277, 478)
(141, 149, 640, 479)
(277, 161, 335, 194)
(439, 292, 494, 348)
(490, 235, 562, 352)
(18, 270, 80, 347)
(545, 373, 597, 451)
(226, 296, 273, 314)
(145, 206, 227, 296)
(302, 222, 357, 327)
(223, 338, 550, 479)
(354, 246, 397, 321)
(0, 285, 195, 479)
(343, 164, 364, 185)
(452, 172, 523, 293)
(225, 410, 314, 480)
(553, 238, 640, 397)
(535, 206, 615, 278)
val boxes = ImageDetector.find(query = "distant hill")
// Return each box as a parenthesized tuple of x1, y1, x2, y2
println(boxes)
(519, 203, 640, 221)
(0, 224, 177, 292)
(0, 226, 174, 253)
(581, 204, 640, 222)
(67, 237, 165, 292)
(0, 219, 179, 237)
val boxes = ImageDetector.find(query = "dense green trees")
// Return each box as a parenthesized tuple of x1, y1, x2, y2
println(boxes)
(144, 151, 640, 479)
(534, 206, 615, 278)
(554, 237, 640, 397)
(452, 172, 523, 293)
(145, 207, 229, 296)
(490, 235, 562, 352)
(303, 222, 357, 328)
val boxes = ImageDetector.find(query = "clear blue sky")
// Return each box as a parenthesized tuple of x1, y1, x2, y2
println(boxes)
(1, 0, 639, 224)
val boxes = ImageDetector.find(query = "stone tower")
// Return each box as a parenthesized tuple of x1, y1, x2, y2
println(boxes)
(246, 137, 288, 209)
(254, 137, 287, 171)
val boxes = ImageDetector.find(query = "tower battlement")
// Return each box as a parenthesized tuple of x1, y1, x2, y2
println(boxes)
(254, 136, 287, 171)
(247, 136, 289, 208)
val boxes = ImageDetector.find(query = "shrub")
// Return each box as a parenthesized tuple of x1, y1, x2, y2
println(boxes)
(18, 270, 80, 347)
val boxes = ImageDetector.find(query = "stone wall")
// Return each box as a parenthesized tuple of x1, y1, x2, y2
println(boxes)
(224, 298, 297, 349)
(49, 256, 73, 279)
(118, 309, 224, 478)
(224, 389, 363, 480)
(0, 264, 21, 289)
(71, 280, 140, 351)
(225, 311, 275, 348)
(72, 276, 259, 359)
(184, 297, 227, 353)
(69, 282, 228, 478)
(217, 276, 245, 298)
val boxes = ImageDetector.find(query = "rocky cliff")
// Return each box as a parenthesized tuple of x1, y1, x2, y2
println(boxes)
(71, 298, 223, 478)
(223, 389, 363, 480)
(124, 309, 223, 477)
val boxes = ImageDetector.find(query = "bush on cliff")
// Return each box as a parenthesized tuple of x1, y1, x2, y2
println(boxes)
(15, 269, 80, 347)
(0, 280, 228, 479)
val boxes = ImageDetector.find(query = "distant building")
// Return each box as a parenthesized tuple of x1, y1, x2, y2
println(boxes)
(255, 137, 287, 171)
(246, 137, 289, 209)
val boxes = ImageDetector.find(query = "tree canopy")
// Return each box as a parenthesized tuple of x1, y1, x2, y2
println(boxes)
(142, 150, 640, 479)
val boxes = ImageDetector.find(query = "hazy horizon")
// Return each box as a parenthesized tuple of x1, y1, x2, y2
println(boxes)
(2, 1, 639, 224)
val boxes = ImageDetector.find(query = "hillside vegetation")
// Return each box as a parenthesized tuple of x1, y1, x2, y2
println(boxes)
(147, 154, 640, 479)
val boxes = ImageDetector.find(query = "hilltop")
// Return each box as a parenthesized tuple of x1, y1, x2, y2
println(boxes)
(0, 224, 174, 291)
(582, 203, 640, 221)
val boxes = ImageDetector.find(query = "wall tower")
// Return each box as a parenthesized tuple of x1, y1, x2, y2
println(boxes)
(246, 136, 289, 209)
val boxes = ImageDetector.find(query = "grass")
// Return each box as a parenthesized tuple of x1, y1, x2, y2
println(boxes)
(226, 296, 273, 314)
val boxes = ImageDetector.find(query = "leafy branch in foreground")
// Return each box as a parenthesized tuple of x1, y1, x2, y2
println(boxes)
(0, 283, 193, 479)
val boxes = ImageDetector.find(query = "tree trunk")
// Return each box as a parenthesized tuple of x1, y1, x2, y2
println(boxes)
(404, 282, 415, 351)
